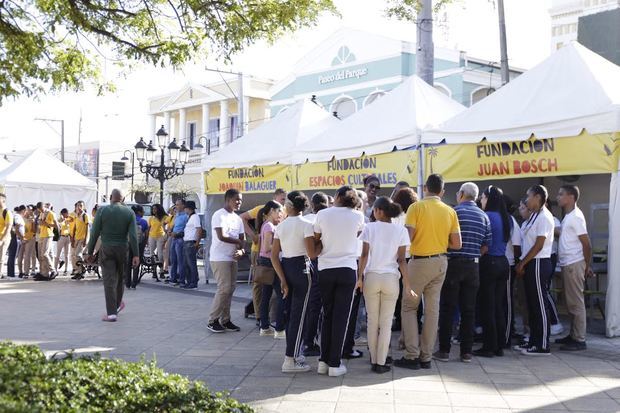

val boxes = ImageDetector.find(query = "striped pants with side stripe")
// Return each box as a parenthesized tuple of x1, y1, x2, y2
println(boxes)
(524, 258, 552, 351)
(282, 256, 312, 360)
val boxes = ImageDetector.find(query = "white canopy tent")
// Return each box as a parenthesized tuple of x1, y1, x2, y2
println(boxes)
(423, 42, 620, 337)
(204, 99, 339, 169)
(0, 157, 11, 172)
(292, 75, 466, 164)
(0, 148, 97, 209)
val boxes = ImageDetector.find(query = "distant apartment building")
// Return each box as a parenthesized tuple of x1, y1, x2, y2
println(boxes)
(550, 0, 620, 50)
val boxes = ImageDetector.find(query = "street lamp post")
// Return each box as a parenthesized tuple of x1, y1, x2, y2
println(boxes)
(120, 150, 135, 201)
(193, 136, 211, 154)
(134, 126, 190, 206)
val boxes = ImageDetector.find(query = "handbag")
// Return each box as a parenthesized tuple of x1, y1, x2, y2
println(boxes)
(253, 264, 275, 285)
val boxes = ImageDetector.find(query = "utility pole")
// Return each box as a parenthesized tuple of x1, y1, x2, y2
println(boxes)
(417, 0, 434, 86)
(497, 0, 510, 85)
(238, 72, 245, 139)
(35, 118, 65, 163)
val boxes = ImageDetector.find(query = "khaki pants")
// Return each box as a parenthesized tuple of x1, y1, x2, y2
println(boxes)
(71, 239, 86, 270)
(402, 256, 448, 362)
(148, 236, 165, 264)
(38, 237, 53, 276)
(209, 261, 238, 324)
(364, 272, 400, 365)
(54, 236, 71, 272)
(250, 250, 262, 316)
(163, 236, 171, 270)
(100, 245, 127, 316)
(0, 239, 8, 276)
(561, 260, 587, 342)
(20, 239, 36, 275)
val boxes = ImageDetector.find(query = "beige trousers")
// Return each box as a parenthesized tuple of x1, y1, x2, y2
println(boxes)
(561, 260, 587, 342)
(38, 237, 53, 275)
(148, 236, 166, 264)
(163, 236, 171, 270)
(364, 272, 400, 365)
(21, 239, 36, 275)
(54, 236, 71, 271)
(209, 261, 238, 324)
(0, 239, 7, 276)
(71, 239, 86, 269)
(401, 256, 448, 362)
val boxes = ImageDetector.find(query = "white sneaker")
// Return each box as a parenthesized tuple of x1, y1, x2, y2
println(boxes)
(328, 363, 347, 377)
(260, 327, 275, 336)
(550, 324, 564, 336)
(354, 336, 368, 346)
(274, 330, 286, 340)
(282, 356, 311, 373)
(317, 361, 329, 375)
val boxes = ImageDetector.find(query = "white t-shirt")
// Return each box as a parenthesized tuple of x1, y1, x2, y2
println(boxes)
(304, 213, 316, 224)
(13, 213, 25, 237)
(274, 215, 314, 258)
(183, 213, 202, 242)
(559, 207, 588, 267)
(209, 208, 243, 262)
(392, 212, 411, 259)
(360, 221, 410, 275)
(314, 207, 365, 271)
(551, 216, 561, 255)
(520, 207, 555, 260)
(505, 216, 521, 266)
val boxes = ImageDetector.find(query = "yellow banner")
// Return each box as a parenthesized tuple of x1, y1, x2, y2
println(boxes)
(204, 165, 291, 194)
(425, 132, 620, 183)
(294, 150, 418, 190)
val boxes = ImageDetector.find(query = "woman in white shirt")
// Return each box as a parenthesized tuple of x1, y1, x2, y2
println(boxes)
(271, 191, 314, 373)
(359, 197, 414, 374)
(313, 186, 365, 377)
(515, 185, 556, 356)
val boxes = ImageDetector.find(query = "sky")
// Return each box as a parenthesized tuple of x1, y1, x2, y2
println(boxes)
(0, 0, 551, 154)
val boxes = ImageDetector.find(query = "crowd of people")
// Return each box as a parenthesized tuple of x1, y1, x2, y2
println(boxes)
(206, 174, 593, 377)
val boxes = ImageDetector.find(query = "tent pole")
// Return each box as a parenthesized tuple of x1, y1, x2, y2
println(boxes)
(418, 143, 425, 197)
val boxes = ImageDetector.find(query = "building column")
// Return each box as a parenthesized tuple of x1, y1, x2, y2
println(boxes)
(163, 111, 171, 137)
(219, 100, 229, 147)
(178, 108, 187, 143)
(201, 103, 209, 142)
(242, 96, 250, 136)
(148, 114, 156, 137)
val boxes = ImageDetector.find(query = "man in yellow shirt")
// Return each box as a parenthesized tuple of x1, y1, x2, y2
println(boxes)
(0, 193, 14, 279)
(34, 202, 58, 280)
(70, 201, 90, 279)
(19, 206, 37, 277)
(239, 188, 287, 319)
(54, 208, 72, 275)
(395, 174, 462, 370)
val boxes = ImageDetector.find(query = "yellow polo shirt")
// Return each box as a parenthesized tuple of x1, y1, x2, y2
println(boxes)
(60, 218, 71, 236)
(247, 204, 264, 253)
(24, 219, 35, 241)
(149, 216, 166, 238)
(0, 209, 13, 239)
(164, 215, 175, 232)
(70, 212, 90, 241)
(405, 197, 460, 256)
(39, 211, 55, 239)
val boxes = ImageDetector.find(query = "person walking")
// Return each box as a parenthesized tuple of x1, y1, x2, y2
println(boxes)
(271, 191, 314, 373)
(395, 174, 462, 370)
(19, 207, 36, 278)
(54, 208, 71, 275)
(86, 189, 139, 322)
(125, 205, 148, 289)
(434, 183, 491, 363)
(474, 186, 512, 358)
(515, 185, 556, 356)
(313, 186, 365, 377)
(0, 193, 13, 279)
(359, 196, 413, 374)
(556, 185, 593, 351)
(70, 201, 90, 280)
(34, 202, 57, 281)
(182, 201, 202, 290)
(13, 206, 26, 277)
(148, 204, 167, 278)
(169, 199, 188, 286)
(207, 189, 245, 333)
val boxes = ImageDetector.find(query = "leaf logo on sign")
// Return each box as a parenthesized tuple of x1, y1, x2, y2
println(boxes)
(331, 46, 356, 66)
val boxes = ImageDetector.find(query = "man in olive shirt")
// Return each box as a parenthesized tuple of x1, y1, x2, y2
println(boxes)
(86, 189, 139, 322)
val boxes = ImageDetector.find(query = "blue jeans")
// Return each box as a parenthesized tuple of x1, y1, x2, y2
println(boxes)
(258, 257, 286, 331)
(169, 238, 185, 283)
(183, 241, 199, 287)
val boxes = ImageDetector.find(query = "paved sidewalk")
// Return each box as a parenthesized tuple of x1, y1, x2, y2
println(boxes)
(1, 277, 620, 413)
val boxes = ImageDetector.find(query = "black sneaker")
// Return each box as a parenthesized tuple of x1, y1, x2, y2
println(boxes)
(521, 346, 551, 356)
(420, 360, 432, 369)
(374, 364, 391, 374)
(555, 335, 574, 345)
(59, 260, 65, 269)
(206, 320, 226, 333)
(560, 341, 587, 351)
(432, 351, 450, 362)
(473, 348, 495, 358)
(222, 321, 240, 332)
(385, 356, 393, 365)
(394, 357, 421, 370)
(303, 345, 321, 357)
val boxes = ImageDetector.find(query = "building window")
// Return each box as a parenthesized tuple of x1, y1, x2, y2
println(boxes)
(364, 91, 385, 107)
(331, 96, 356, 119)
(208, 118, 220, 149)
(187, 122, 197, 149)
(471, 87, 495, 105)
(230, 116, 239, 141)
(571, 23, 577, 33)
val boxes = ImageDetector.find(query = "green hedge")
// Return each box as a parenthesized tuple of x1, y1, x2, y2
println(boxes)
(0, 342, 253, 413)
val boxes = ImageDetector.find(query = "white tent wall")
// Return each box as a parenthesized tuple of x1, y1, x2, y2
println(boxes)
(607, 165, 620, 337)
(5, 184, 96, 212)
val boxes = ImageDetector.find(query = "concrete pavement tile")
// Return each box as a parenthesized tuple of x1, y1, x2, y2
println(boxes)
(546, 385, 606, 400)
(335, 402, 394, 413)
(585, 377, 620, 389)
(196, 374, 244, 392)
(240, 376, 293, 389)
(394, 405, 452, 413)
(283, 387, 341, 402)
(341, 377, 394, 390)
(277, 401, 336, 413)
(338, 388, 393, 403)
(183, 347, 228, 357)
(501, 395, 564, 410)
(562, 396, 620, 412)
(442, 381, 499, 394)
(393, 390, 451, 406)
(495, 382, 556, 396)
(166, 366, 209, 376)
(287, 373, 343, 387)
(392, 377, 446, 391)
(488, 373, 544, 385)
(204, 364, 255, 376)
(248, 400, 281, 413)
(604, 387, 620, 399)
(448, 393, 509, 409)
(451, 408, 511, 413)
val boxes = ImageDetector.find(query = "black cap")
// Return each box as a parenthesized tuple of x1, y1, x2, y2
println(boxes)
(185, 201, 197, 211)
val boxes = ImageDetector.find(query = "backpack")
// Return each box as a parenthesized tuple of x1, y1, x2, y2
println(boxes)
(135, 219, 145, 245)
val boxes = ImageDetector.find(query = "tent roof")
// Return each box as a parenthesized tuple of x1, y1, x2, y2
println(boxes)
(293, 75, 466, 163)
(0, 148, 97, 188)
(0, 157, 10, 172)
(204, 99, 339, 168)
(423, 42, 620, 144)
